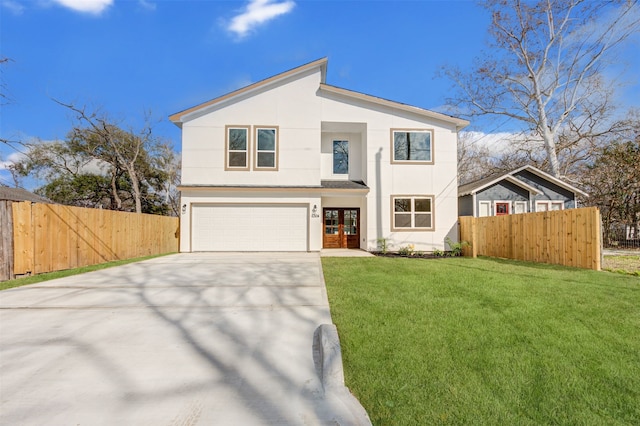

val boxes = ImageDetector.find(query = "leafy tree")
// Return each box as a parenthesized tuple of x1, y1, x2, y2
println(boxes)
(11, 103, 179, 215)
(444, 0, 639, 177)
(37, 174, 113, 209)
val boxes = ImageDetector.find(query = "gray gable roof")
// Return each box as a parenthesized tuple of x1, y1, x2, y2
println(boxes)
(458, 165, 588, 197)
(458, 171, 541, 197)
(0, 186, 51, 203)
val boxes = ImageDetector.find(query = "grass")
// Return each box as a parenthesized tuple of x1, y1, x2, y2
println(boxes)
(0, 253, 174, 291)
(603, 255, 640, 276)
(322, 256, 640, 425)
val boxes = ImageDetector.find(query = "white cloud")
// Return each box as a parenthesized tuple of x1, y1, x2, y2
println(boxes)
(52, 0, 113, 15)
(0, 152, 26, 171)
(227, 0, 295, 39)
(1, 0, 25, 15)
(138, 0, 155, 11)
(461, 130, 539, 155)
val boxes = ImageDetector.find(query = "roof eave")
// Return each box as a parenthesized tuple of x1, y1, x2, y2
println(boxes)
(318, 84, 469, 130)
(459, 174, 542, 196)
(169, 58, 328, 126)
(512, 165, 589, 197)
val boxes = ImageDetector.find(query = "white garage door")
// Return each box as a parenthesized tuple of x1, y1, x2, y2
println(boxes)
(191, 204, 308, 251)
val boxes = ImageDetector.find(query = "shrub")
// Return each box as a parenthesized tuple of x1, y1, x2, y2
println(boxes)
(445, 237, 469, 257)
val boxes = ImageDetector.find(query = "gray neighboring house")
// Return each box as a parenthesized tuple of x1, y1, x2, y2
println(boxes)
(0, 186, 51, 203)
(458, 165, 588, 217)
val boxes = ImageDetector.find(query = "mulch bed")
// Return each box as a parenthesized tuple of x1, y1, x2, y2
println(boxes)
(372, 252, 461, 259)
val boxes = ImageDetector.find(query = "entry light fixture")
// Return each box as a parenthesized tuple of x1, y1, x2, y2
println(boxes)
(312, 204, 318, 214)
(182, 204, 187, 214)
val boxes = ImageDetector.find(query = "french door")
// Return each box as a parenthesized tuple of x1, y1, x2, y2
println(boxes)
(323, 208, 360, 248)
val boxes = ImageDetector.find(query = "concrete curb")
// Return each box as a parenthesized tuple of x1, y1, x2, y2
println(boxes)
(313, 324, 372, 426)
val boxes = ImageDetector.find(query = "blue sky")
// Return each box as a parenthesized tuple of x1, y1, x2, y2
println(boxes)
(1, 0, 639, 188)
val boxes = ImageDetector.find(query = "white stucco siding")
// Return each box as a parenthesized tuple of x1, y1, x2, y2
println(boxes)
(180, 190, 323, 252)
(320, 132, 363, 181)
(318, 95, 460, 251)
(180, 70, 323, 187)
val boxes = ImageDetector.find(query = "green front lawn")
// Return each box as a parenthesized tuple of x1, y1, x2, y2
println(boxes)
(322, 257, 640, 425)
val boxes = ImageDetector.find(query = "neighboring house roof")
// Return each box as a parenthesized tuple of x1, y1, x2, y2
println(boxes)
(510, 165, 588, 197)
(169, 58, 469, 131)
(458, 165, 588, 197)
(458, 173, 542, 197)
(0, 186, 51, 203)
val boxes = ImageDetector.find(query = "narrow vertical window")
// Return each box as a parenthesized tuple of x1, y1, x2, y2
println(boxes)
(225, 126, 250, 170)
(254, 126, 278, 170)
(333, 140, 349, 174)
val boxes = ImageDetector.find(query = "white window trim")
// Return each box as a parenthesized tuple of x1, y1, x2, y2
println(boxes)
(478, 201, 491, 217)
(390, 129, 434, 164)
(513, 201, 527, 214)
(391, 195, 435, 232)
(225, 125, 250, 171)
(536, 200, 564, 212)
(253, 126, 279, 171)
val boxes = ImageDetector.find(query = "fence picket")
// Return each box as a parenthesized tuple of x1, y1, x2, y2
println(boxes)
(7, 202, 178, 278)
(459, 207, 601, 270)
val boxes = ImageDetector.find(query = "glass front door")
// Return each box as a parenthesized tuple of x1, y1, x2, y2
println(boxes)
(323, 208, 360, 248)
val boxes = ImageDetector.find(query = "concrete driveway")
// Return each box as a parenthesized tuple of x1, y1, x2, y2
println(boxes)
(0, 253, 369, 425)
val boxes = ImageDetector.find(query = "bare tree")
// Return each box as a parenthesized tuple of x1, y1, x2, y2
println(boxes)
(457, 132, 495, 184)
(55, 100, 154, 213)
(0, 57, 11, 107)
(153, 143, 181, 216)
(444, 0, 640, 177)
(580, 112, 640, 245)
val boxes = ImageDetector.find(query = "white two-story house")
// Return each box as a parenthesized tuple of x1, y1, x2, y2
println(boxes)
(170, 58, 468, 252)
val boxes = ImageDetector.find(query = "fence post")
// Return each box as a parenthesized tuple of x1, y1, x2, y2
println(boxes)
(471, 217, 478, 258)
(595, 208, 602, 271)
(0, 201, 14, 281)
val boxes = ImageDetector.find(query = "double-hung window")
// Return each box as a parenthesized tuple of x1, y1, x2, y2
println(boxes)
(255, 126, 278, 170)
(225, 125, 250, 170)
(391, 129, 434, 164)
(392, 195, 434, 231)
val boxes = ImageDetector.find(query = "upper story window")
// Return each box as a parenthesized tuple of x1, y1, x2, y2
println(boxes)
(255, 126, 278, 170)
(225, 125, 250, 171)
(333, 140, 349, 174)
(391, 195, 434, 231)
(391, 129, 434, 164)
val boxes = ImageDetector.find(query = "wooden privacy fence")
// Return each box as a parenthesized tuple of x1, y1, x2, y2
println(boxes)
(5, 201, 179, 279)
(459, 207, 601, 270)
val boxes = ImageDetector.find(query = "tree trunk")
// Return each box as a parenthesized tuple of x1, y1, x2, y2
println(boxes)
(540, 121, 560, 177)
(128, 166, 142, 214)
(110, 172, 122, 210)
